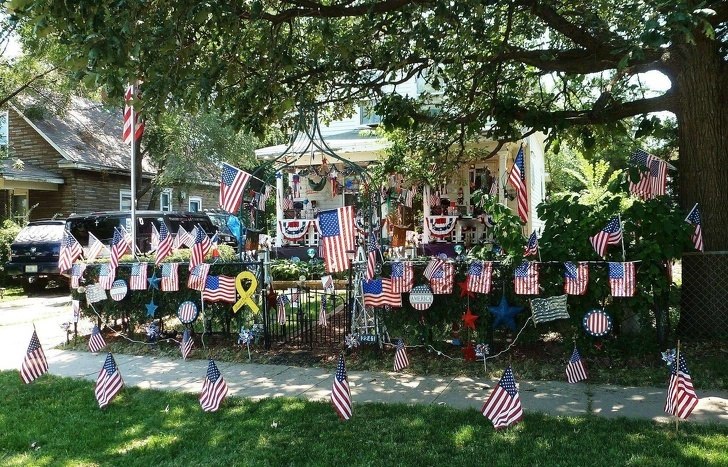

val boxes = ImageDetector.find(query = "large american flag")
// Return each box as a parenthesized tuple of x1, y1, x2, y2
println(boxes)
(187, 263, 210, 291)
(181, 329, 193, 360)
(366, 234, 379, 281)
(88, 325, 107, 353)
(423, 258, 445, 280)
(467, 260, 493, 294)
(590, 217, 622, 257)
(122, 85, 144, 144)
(514, 261, 539, 295)
(481, 366, 523, 429)
(429, 262, 454, 294)
(566, 347, 588, 384)
(189, 225, 209, 271)
(564, 261, 589, 295)
(161, 262, 180, 292)
(85, 232, 107, 262)
(220, 162, 251, 214)
(20, 330, 48, 384)
(629, 149, 667, 199)
(98, 263, 115, 290)
(109, 227, 130, 269)
(129, 263, 148, 290)
(362, 278, 402, 307)
(200, 359, 229, 412)
(685, 204, 704, 252)
(390, 261, 414, 294)
(70, 262, 86, 289)
(331, 354, 352, 420)
(507, 146, 528, 223)
(665, 354, 699, 420)
(155, 221, 173, 265)
(608, 262, 636, 297)
(319, 206, 355, 274)
(58, 232, 82, 273)
(95, 353, 124, 409)
(524, 231, 538, 257)
(203, 275, 236, 303)
(393, 339, 410, 372)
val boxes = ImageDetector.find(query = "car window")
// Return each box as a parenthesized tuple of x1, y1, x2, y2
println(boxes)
(14, 224, 66, 243)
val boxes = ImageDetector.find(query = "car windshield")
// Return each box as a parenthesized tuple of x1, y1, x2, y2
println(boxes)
(14, 224, 66, 243)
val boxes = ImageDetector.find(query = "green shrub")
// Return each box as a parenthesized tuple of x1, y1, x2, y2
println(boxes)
(0, 219, 21, 285)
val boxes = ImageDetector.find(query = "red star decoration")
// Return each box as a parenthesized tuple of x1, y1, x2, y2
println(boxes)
(462, 307, 479, 330)
(458, 280, 474, 298)
(462, 343, 476, 361)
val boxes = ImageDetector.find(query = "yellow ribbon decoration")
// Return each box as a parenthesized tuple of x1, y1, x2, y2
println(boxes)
(233, 271, 260, 313)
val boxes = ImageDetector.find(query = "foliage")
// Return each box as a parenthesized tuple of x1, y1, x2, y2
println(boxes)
(269, 258, 327, 281)
(561, 154, 623, 205)
(0, 219, 21, 284)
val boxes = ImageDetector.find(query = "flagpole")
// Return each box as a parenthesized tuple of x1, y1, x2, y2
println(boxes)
(130, 85, 138, 261)
(674, 339, 681, 434)
(618, 214, 626, 262)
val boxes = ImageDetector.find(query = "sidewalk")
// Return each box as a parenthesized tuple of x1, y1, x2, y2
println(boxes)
(44, 348, 728, 425)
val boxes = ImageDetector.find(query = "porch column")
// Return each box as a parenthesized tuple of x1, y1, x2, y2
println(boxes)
(422, 184, 431, 244)
(275, 172, 284, 247)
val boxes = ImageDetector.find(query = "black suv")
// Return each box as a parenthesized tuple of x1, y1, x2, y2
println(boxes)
(5, 220, 68, 293)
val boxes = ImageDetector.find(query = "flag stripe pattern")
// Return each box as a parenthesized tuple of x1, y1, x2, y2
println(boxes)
(319, 294, 328, 326)
(161, 262, 180, 292)
(203, 275, 236, 303)
(181, 329, 193, 360)
(331, 354, 352, 420)
(155, 221, 173, 265)
(20, 330, 48, 384)
(109, 227, 130, 270)
(220, 162, 251, 214)
(609, 262, 636, 297)
(129, 263, 148, 290)
(189, 226, 209, 271)
(363, 278, 402, 307)
(95, 353, 124, 408)
(524, 231, 538, 257)
(366, 234, 378, 281)
(665, 354, 699, 420)
(590, 217, 622, 257)
(390, 261, 414, 294)
(58, 232, 82, 273)
(514, 261, 539, 295)
(481, 366, 523, 429)
(583, 310, 613, 337)
(685, 204, 704, 252)
(88, 325, 107, 353)
(530, 294, 569, 324)
(393, 339, 410, 372)
(98, 264, 115, 290)
(423, 258, 445, 280)
(430, 262, 454, 294)
(564, 261, 589, 295)
(566, 347, 588, 384)
(86, 232, 107, 262)
(319, 206, 355, 274)
(467, 260, 493, 294)
(187, 263, 210, 291)
(629, 149, 667, 199)
(70, 262, 86, 289)
(200, 360, 229, 412)
(508, 146, 528, 223)
(123, 85, 144, 144)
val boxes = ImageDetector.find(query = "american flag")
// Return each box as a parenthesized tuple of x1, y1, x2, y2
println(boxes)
(429, 190, 441, 207)
(362, 278, 402, 307)
(430, 262, 454, 294)
(200, 359, 229, 412)
(181, 328, 193, 360)
(220, 162, 251, 214)
(489, 177, 499, 197)
(189, 225, 209, 271)
(685, 204, 704, 252)
(129, 263, 148, 290)
(70, 262, 86, 289)
(155, 221, 173, 265)
(150, 223, 160, 252)
(122, 85, 144, 144)
(85, 232, 108, 262)
(330, 354, 352, 421)
(608, 262, 636, 297)
(321, 274, 334, 292)
(629, 149, 667, 199)
(20, 330, 48, 384)
(423, 258, 445, 280)
(95, 353, 124, 409)
(319, 294, 328, 326)
(393, 339, 410, 372)
(665, 354, 699, 420)
(524, 231, 538, 257)
(277, 294, 289, 325)
(187, 263, 210, 291)
(161, 262, 180, 292)
(401, 188, 414, 208)
(72, 299, 80, 323)
(589, 217, 622, 257)
(507, 146, 528, 223)
(282, 195, 294, 211)
(88, 325, 107, 353)
(203, 275, 236, 303)
(319, 206, 355, 274)
(564, 261, 589, 295)
(174, 225, 193, 250)
(481, 366, 523, 429)
(366, 234, 379, 281)
(109, 227, 130, 269)
(58, 232, 82, 273)
(98, 263, 115, 290)
(566, 347, 588, 384)
(390, 261, 414, 294)
(514, 261, 539, 295)
(467, 260, 493, 294)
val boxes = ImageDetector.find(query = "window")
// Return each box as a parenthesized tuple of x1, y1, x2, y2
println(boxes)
(0, 110, 7, 155)
(359, 103, 381, 126)
(160, 189, 173, 211)
(188, 196, 202, 212)
(119, 189, 132, 211)
(12, 193, 28, 224)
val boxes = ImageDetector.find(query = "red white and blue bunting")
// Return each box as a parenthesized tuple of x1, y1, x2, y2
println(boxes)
(278, 220, 314, 241)
(425, 216, 458, 238)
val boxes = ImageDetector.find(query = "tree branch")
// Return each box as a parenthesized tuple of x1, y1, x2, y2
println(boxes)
(240, 0, 433, 23)
(0, 66, 58, 108)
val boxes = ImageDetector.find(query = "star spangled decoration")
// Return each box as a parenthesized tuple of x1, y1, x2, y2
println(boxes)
(661, 348, 677, 367)
(345, 334, 359, 349)
(488, 296, 524, 331)
(238, 328, 255, 345)
(147, 271, 161, 290)
(475, 344, 490, 358)
(462, 307, 479, 330)
(458, 280, 474, 298)
(145, 300, 158, 317)
(146, 323, 160, 342)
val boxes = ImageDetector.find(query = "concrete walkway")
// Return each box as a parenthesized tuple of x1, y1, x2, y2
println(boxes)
(43, 348, 728, 425)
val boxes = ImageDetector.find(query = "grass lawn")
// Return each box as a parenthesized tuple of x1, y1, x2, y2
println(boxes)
(1, 372, 727, 466)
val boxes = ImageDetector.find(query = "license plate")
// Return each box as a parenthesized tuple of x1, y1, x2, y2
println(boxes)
(25, 265, 38, 273)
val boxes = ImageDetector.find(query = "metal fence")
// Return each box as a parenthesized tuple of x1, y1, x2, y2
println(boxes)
(679, 252, 728, 339)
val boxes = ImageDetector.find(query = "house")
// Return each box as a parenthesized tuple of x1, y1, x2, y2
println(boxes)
(255, 83, 547, 257)
(1, 95, 218, 223)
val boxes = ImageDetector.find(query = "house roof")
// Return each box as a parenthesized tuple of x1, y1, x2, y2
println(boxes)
(1, 159, 64, 184)
(255, 129, 391, 164)
(12, 94, 154, 174)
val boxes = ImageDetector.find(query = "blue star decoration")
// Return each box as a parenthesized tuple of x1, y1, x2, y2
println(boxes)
(147, 271, 160, 290)
(145, 300, 158, 317)
(488, 296, 524, 331)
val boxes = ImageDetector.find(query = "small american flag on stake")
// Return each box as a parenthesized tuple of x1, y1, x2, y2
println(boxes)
(507, 146, 528, 223)
(590, 217, 622, 257)
(181, 329, 193, 360)
(566, 347, 588, 384)
(109, 227, 130, 269)
(189, 225, 209, 271)
(200, 359, 229, 412)
(629, 149, 667, 199)
(95, 353, 124, 409)
(564, 261, 589, 295)
(58, 232, 82, 273)
(331, 354, 352, 421)
(481, 366, 523, 429)
(318, 294, 328, 326)
(155, 221, 173, 265)
(685, 204, 704, 252)
(129, 263, 148, 290)
(366, 234, 378, 281)
(219, 162, 251, 214)
(20, 330, 48, 384)
(85, 232, 107, 262)
(665, 353, 699, 420)
(88, 325, 107, 353)
(393, 339, 410, 372)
